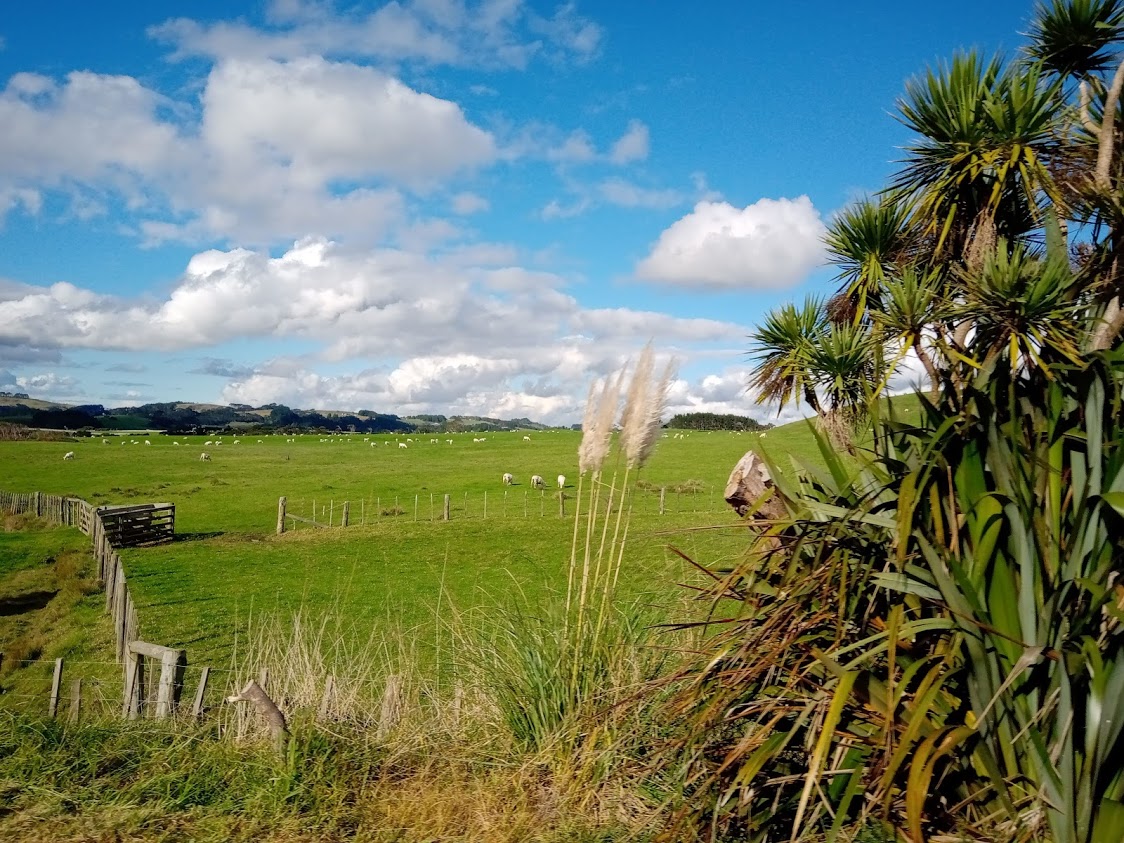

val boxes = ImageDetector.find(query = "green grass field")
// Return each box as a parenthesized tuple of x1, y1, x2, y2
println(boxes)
(0, 425, 797, 673)
(0, 399, 926, 690)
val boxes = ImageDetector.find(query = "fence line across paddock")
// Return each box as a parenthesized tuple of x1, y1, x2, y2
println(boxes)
(274, 481, 726, 533)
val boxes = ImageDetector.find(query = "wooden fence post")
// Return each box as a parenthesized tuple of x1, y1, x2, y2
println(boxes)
(342, 501, 350, 527)
(49, 658, 63, 718)
(540, 490, 545, 517)
(123, 649, 143, 719)
(192, 667, 211, 719)
(413, 495, 418, 522)
(69, 678, 82, 724)
(226, 680, 288, 756)
(329, 500, 334, 526)
(559, 491, 565, 518)
(464, 492, 468, 517)
(443, 494, 451, 521)
(660, 487, 666, 515)
(155, 649, 186, 719)
(277, 496, 287, 535)
(483, 491, 487, 520)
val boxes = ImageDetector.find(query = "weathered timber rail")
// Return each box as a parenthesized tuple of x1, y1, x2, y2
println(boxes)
(98, 502, 175, 547)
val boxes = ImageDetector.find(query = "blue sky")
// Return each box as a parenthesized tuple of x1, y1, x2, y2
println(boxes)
(0, 0, 1034, 423)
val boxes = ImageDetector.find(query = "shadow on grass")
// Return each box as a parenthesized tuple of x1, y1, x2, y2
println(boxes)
(0, 590, 58, 617)
(173, 531, 225, 543)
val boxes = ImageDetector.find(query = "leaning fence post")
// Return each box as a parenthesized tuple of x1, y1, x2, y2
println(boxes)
(192, 667, 211, 719)
(277, 496, 287, 535)
(49, 658, 64, 718)
(227, 680, 288, 756)
(123, 649, 143, 719)
(69, 678, 82, 724)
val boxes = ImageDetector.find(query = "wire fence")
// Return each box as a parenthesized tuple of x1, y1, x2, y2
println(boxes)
(279, 482, 728, 531)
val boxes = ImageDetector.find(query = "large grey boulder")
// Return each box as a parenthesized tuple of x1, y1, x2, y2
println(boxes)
(724, 450, 787, 519)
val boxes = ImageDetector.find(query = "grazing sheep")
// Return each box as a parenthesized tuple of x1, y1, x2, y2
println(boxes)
(530, 474, 545, 489)
(205, 440, 213, 445)
(199, 452, 211, 461)
(502, 472, 514, 485)
(173, 441, 180, 446)
(370, 442, 376, 447)
(557, 474, 566, 489)
(399, 442, 408, 449)
(523, 435, 531, 441)
(63, 451, 75, 460)
(102, 438, 109, 444)
(257, 439, 263, 443)
(446, 439, 453, 445)
(145, 440, 151, 445)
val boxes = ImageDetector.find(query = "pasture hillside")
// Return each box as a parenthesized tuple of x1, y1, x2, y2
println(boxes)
(0, 427, 772, 671)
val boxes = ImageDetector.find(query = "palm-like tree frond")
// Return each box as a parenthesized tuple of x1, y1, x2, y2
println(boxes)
(892, 53, 1066, 254)
(956, 240, 1085, 371)
(1025, 0, 1124, 78)
(825, 195, 919, 316)
(747, 297, 827, 413)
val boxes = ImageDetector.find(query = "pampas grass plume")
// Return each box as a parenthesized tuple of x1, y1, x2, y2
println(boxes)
(578, 369, 623, 474)
(619, 343, 654, 468)
(636, 357, 676, 468)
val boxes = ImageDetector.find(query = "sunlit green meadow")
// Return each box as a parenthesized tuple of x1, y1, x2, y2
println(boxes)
(1, 423, 828, 670)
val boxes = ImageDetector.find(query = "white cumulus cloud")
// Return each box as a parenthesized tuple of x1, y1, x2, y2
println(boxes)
(636, 197, 828, 290)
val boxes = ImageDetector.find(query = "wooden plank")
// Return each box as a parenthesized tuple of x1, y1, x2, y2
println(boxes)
(155, 649, 184, 719)
(129, 640, 177, 659)
(123, 650, 143, 719)
(69, 678, 82, 724)
(49, 658, 63, 718)
(192, 667, 211, 719)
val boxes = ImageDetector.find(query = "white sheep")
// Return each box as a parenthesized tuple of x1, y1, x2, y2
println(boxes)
(502, 472, 514, 485)
(530, 474, 545, 489)
(557, 474, 566, 489)
(523, 435, 531, 441)
(199, 452, 211, 461)
(102, 438, 109, 444)
(399, 442, 408, 449)
(257, 439, 263, 443)
(144, 440, 151, 445)
(446, 439, 453, 444)
(205, 440, 213, 445)
(173, 441, 180, 446)
(63, 451, 75, 460)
